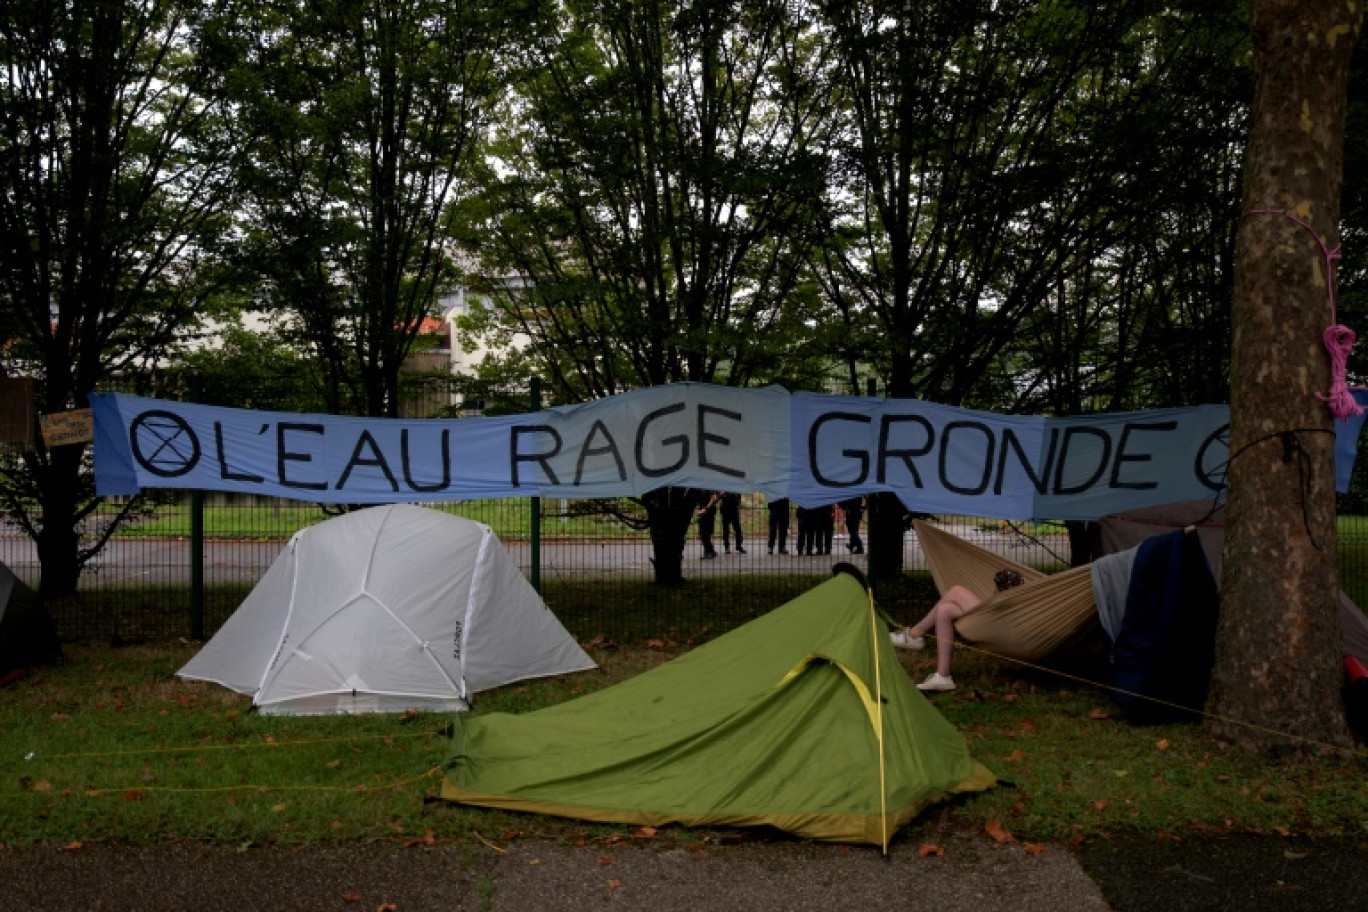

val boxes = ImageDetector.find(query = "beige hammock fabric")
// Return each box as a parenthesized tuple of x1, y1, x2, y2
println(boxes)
(913, 520, 1098, 663)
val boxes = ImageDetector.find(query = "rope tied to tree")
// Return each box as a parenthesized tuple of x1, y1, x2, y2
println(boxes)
(1244, 208, 1362, 421)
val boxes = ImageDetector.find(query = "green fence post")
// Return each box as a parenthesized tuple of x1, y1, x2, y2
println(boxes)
(189, 372, 204, 641)
(530, 377, 542, 593)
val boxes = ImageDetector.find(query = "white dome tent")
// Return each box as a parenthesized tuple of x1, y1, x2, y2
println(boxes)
(178, 504, 595, 715)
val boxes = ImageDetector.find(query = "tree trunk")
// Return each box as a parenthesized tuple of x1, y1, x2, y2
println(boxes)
(1065, 520, 1092, 567)
(644, 487, 696, 586)
(35, 448, 84, 600)
(866, 492, 906, 584)
(1209, 0, 1361, 752)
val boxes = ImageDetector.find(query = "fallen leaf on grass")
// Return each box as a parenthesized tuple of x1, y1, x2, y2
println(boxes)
(633, 826, 657, 838)
(598, 856, 616, 866)
(1005, 750, 1028, 763)
(1023, 843, 1048, 855)
(1019, 719, 1036, 733)
(1093, 800, 1108, 811)
(341, 893, 362, 903)
(1155, 739, 1170, 751)
(401, 829, 437, 848)
(918, 843, 945, 857)
(984, 819, 1014, 844)
(607, 879, 623, 889)
(1088, 708, 1110, 720)
(62, 841, 83, 851)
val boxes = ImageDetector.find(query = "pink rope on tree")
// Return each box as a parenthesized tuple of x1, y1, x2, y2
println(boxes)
(1245, 209, 1363, 420)
(1320, 324, 1362, 420)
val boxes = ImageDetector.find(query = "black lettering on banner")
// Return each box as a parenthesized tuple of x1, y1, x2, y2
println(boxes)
(636, 402, 689, 477)
(808, 412, 872, 487)
(511, 425, 562, 487)
(277, 422, 328, 491)
(215, 421, 265, 483)
(1198, 423, 1231, 492)
(877, 414, 934, 486)
(996, 426, 1053, 495)
(1195, 423, 1230, 492)
(401, 428, 451, 493)
(575, 419, 628, 485)
(129, 409, 201, 478)
(1109, 421, 1176, 490)
(939, 421, 994, 495)
(697, 404, 745, 478)
(336, 430, 400, 492)
(1052, 426, 1111, 495)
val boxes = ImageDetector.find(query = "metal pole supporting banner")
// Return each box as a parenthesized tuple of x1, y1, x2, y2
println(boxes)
(188, 372, 204, 641)
(530, 377, 542, 593)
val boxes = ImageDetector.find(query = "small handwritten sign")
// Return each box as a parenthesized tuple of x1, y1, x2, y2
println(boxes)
(40, 409, 93, 447)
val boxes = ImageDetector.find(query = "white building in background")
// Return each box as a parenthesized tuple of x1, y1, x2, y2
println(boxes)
(435, 277, 532, 376)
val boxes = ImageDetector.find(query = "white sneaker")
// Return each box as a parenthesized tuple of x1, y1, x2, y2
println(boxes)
(889, 629, 925, 650)
(917, 672, 956, 692)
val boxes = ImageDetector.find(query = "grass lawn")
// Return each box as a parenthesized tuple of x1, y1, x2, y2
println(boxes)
(5, 636, 1367, 851)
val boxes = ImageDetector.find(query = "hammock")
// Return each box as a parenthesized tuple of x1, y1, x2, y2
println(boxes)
(913, 520, 1098, 663)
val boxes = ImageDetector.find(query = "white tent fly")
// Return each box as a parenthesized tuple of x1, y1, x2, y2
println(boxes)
(177, 504, 596, 715)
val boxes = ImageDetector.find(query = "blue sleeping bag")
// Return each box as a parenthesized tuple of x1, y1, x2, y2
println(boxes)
(1109, 530, 1220, 724)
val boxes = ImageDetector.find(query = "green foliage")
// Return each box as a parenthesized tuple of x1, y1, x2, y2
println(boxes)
(0, 0, 244, 596)
(218, 0, 520, 417)
(814, 0, 1249, 413)
(465, 0, 834, 400)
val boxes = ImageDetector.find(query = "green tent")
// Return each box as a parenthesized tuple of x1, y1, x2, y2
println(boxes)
(441, 568, 994, 848)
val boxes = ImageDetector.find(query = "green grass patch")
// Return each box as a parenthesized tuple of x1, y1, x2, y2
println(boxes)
(4, 639, 1366, 850)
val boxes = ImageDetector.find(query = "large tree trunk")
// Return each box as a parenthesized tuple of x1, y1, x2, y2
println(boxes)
(866, 492, 906, 584)
(1209, 0, 1360, 752)
(644, 487, 697, 586)
(33, 444, 86, 600)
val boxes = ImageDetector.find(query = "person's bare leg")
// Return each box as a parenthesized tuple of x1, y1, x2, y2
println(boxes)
(933, 606, 958, 676)
(907, 586, 979, 637)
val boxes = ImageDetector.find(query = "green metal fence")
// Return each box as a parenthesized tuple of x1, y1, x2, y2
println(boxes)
(5, 496, 1368, 643)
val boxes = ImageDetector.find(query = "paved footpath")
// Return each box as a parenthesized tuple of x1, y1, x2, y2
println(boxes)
(2, 832, 1366, 911)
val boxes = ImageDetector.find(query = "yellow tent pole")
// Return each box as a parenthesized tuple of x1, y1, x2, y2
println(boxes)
(868, 585, 889, 855)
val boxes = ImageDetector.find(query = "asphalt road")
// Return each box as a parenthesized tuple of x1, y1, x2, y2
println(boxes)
(2, 831, 1366, 911)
